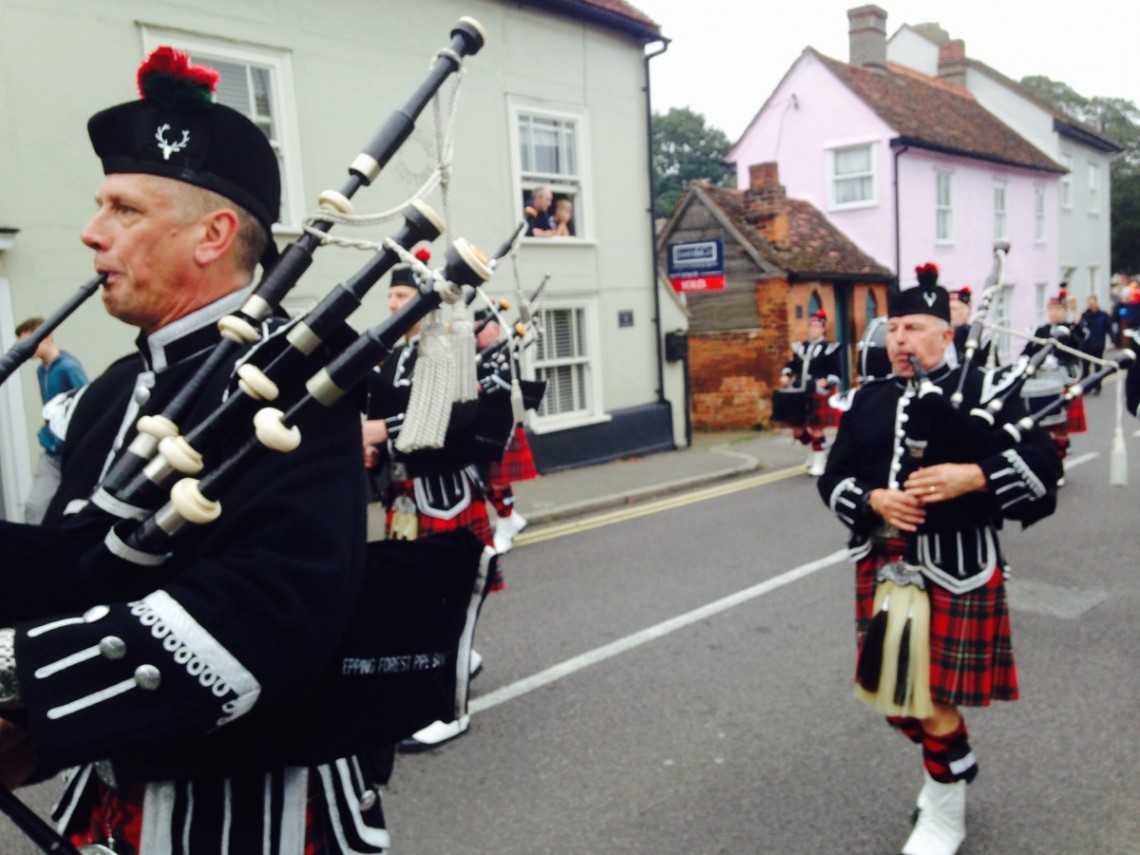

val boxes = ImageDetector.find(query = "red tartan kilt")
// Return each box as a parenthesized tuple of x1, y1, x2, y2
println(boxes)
(855, 546, 1018, 707)
(489, 425, 538, 486)
(807, 391, 841, 428)
(1066, 395, 1087, 433)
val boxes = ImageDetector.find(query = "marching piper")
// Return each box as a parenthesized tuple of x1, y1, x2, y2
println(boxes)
(818, 264, 1062, 855)
(1020, 287, 1088, 470)
(779, 308, 842, 476)
(0, 49, 391, 853)
(473, 305, 539, 553)
(363, 262, 507, 751)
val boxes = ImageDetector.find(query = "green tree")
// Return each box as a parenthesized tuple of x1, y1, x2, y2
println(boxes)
(652, 107, 733, 219)
(1021, 75, 1140, 273)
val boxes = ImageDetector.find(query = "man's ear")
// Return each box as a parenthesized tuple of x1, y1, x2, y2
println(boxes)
(193, 208, 240, 267)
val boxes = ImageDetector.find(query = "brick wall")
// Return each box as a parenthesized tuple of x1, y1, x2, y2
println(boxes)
(689, 277, 791, 430)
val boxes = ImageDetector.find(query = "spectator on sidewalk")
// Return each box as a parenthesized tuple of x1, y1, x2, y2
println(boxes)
(14, 317, 88, 523)
(1079, 295, 1112, 394)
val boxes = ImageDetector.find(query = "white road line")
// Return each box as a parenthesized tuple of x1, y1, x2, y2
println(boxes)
(1064, 451, 1099, 470)
(469, 548, 851, 715)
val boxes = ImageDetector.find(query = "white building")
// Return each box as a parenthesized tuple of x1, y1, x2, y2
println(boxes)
(0, 0, 678, 518)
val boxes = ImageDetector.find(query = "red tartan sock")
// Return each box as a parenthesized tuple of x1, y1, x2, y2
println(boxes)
(811, 434, 827, 452)
(1053, 432, 1070, 459)
(487, 484, 514, 517)
(886, 715, 925, 744)
(921, 720, 978, 784)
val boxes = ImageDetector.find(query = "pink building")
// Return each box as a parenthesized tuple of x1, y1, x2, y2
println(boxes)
(727, 4, 1066, 356)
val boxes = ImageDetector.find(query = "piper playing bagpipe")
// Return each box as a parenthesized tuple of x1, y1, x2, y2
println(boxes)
(818, 262, 1063, 855)
(1019, 287, 1088, 468)
(0, 29, 497, 855)
(776, 308, 842, 476)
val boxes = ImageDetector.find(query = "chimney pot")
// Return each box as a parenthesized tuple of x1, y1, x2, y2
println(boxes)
(848, 4, 888, 69)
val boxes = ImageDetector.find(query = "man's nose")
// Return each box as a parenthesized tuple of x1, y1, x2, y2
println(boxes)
(80, 209, 108, 251)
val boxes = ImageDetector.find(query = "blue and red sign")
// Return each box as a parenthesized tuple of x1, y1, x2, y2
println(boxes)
(667, 239, 725, 292)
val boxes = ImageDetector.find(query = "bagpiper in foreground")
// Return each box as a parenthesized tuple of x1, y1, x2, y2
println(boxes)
(817, 264, 1062, 855)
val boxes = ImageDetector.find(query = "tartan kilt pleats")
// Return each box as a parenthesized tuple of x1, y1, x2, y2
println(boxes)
(855, 547, 1018, 707)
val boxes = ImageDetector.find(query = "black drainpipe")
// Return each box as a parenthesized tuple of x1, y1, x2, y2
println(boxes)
(892, 139, 909, 285)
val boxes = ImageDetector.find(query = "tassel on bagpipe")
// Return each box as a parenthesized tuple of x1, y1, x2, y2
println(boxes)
(94, 18, 486, 506)
(95, 200, 446, 516)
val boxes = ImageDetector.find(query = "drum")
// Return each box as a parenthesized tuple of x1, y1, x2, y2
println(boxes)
(1021, 377, 1067, 427)
(771, 388, 809, 426)
(858, 316, 891, 381)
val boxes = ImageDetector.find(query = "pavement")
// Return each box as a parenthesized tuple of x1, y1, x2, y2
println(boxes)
(509, 426, 824, 527)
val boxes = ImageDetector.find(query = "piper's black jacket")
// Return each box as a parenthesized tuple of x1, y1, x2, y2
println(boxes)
(818, 363, 1062, 592)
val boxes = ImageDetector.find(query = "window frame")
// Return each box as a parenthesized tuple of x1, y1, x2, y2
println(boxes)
(140, 26, 306, 233)
(935, 169, 954, 245)
(1034, 183, 1046, 244)
(993, 282, 1015, 360)
(1060, 154, 1074, 210)
(993, 179, 1009, 243)
(508, 99, 591, 243)
(826, 142, 876, 211)
(524, 298, 609, 433)
(1087, 162, 1100, 216)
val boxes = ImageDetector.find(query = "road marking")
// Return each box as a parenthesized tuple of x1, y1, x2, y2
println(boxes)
(515, 465, 806, 546)
(1064, 452, 1098, 469)
(469, 547, 850, 715)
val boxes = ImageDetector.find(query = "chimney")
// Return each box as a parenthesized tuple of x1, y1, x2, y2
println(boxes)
(937, 39, 967, 88)
(744, 163, 789, 246)
(848, 5, 888, 69)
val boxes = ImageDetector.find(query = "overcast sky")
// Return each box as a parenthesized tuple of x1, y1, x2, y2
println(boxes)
(634, 0, 1140, 142)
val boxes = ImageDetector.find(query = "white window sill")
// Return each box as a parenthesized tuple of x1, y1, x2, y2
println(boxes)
(521, 237, 598, 247)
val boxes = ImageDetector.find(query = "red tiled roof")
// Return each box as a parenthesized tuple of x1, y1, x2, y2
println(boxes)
(810, 49, 1065, 173)
(515, 0, 662, 43)
(698, 183, 893, 279)
(576, 0, 658, 28)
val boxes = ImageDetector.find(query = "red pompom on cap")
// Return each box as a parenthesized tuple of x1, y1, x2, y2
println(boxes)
(414, 247, 432, 263)
(137, 47, 219, 106)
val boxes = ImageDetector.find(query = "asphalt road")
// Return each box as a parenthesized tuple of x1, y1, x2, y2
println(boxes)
(378, 389, 1139, 855)
(3, 388, 1138, 854)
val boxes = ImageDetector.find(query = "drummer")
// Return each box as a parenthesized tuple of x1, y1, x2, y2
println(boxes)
(1020, 287, 1087, 471)
(779, 309, 842, 476)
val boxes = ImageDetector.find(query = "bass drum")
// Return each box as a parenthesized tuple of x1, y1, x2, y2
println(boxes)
(858, 316, 891, 381)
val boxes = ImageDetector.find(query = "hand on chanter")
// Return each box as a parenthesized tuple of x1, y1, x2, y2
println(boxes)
(904, 463, 986, 506)
(869, 488, 925, 532)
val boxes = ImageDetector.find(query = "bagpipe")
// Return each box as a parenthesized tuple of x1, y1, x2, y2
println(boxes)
(854, 243, 1136, 719)
(0, 18, 524, 852)
(0, 274, 105, 387)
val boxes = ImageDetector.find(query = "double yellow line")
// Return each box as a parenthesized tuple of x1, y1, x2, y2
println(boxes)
(514, 464, 807, 546)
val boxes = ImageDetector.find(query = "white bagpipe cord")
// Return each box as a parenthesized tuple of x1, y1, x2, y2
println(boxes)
(1111, 368, 1128, 487)
(298, 52, 466, 251)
